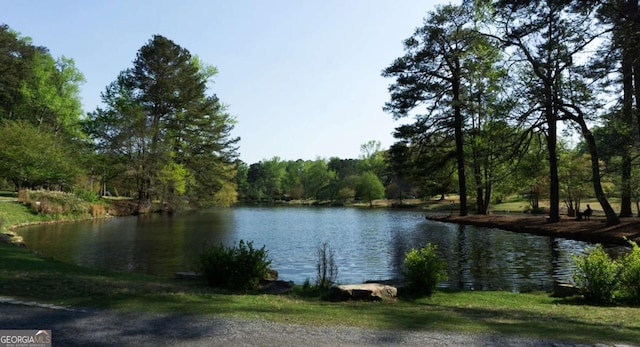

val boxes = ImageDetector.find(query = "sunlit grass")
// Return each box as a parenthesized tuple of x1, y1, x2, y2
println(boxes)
(0, 200, 53, 233)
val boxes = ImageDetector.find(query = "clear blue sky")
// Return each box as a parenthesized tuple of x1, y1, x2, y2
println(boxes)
(4, 0, 445, 164)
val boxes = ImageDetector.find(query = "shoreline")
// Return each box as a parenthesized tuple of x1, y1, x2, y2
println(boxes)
(426, 213, 640, 246)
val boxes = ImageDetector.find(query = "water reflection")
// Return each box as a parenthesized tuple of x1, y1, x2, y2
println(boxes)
(17, 207, 595, 291)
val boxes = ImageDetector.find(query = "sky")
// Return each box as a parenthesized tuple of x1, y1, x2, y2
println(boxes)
(4, 0, 445, 164)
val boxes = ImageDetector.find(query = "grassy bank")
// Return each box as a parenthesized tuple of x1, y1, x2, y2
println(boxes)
(2, 196, 640, 345)
(1, 242, 639, 345)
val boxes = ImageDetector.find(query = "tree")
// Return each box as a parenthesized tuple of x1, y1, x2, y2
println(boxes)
(559, 148, 593, 215)
(358, 140, 387, 181)
(0, 25, 85, 138)
(514, 133, 551, 213)
(462, 28, 514, 214)
(383, 4, 487, 216)
(282, 160, 305, 200)
(0, 25, 87, 192)
(487, 0, 619, 225)
(588, 0, 640, 217)
(357, 171, 385, 207)
(302, 159, 332, 200)
(0, 120, 80, 190)
(0, 24, 39, 120)
(17, 53, 85, 138)
(87, 35, 238, 211)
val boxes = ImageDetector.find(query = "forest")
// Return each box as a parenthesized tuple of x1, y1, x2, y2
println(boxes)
(2, 1, 640, 225)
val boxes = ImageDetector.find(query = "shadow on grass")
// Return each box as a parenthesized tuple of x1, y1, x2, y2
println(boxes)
(353, 298, 640, 345)
(3, 242, 639, 345)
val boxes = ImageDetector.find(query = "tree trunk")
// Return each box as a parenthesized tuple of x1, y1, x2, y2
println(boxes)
(578, 120, 620, 225)
(546, 106, 560, 223)
(621, 151, 633, 217)
(453, 70, 468, 216)
(620, 33, 634, 217)
(472, 148, 486, 214)
(483, 175, 492, 215)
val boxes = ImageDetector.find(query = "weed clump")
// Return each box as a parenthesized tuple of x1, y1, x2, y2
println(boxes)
(316, 241, 339, 291)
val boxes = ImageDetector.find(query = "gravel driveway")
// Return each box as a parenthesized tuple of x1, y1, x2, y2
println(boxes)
(0, 301, 635, 347)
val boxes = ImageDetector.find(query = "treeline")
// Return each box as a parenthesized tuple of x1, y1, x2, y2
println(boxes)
(235, 141, 391, 206)
(0, 25, 238, 212)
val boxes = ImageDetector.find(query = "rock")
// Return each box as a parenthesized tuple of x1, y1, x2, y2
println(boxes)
(258, 279, 294, 295)
(328, 283, 397, 301)
(551, 282, 580, 298)
(265, 268, 278, 281)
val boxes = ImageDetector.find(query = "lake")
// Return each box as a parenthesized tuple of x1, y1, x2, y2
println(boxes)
(16, 206, 593, 291)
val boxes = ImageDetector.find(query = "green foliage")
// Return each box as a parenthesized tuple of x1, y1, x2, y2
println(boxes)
(0, 120, 81, 189)
(357, 171, 385, 207)
(73, 188, 101, 203)
(403, 244, 447, 296)
(198, 240, 271, 291)
(559, 148, 595, 211)
(571, 245, 620, 304)
(619, 240, 640, 303)
(0, 24, 85, 139)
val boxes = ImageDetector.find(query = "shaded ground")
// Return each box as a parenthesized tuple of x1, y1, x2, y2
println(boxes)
(427, 213, 640, 246)
(1, 302, 628, 347)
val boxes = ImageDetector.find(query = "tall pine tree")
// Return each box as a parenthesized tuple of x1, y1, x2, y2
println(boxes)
(88, 35, 239, 211)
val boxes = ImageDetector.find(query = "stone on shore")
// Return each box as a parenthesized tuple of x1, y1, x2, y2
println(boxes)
(328, 283, 397, 301)
(258, 279, 294, 295)
(551, 282, 581, 298)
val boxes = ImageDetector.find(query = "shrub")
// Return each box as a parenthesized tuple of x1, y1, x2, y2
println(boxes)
(403, 243, 447, 296)
(198, 240, 271, 291)
(74, 188, 101, 203)
(315, 242, 339, 291)
(19, 189, 93, 216)
(619, 240, 640, 303)
(571, 244, 620, 303)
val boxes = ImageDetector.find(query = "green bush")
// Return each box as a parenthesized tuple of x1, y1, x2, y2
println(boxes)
(74, 188, 101, 203)
(198, 240, 271, 291)
(619, 240, 640, 303)
(571, 244, 620, 303)
(403, 243, 447, 296)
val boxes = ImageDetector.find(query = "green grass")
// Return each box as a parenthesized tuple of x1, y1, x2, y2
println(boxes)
(2, 197, 640, 344)
(1, 243, 639, 345)
(0, 200, 54, 233)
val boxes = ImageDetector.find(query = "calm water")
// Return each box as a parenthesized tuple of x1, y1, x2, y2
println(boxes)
(17, 206, 593, 291)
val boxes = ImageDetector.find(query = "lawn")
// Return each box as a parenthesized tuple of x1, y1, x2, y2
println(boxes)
(1, 242, 639, 345)
(1, 196, 640, 345)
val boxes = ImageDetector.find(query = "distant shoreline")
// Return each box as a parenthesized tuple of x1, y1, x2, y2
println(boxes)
(427, 214, 640, 246)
